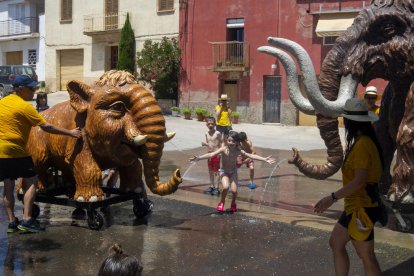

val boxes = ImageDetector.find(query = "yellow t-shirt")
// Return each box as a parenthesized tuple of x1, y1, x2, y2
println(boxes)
(216, 105, 231, 126)
(372, 105, 380, 116)
(0, 94, 46, 158)
(341, 135, 382, 214)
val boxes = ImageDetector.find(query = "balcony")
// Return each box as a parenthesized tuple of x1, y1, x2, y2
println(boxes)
(211, 41, 249, 72)
(84, 12, 126, 35)
(0, 17, 39, 38)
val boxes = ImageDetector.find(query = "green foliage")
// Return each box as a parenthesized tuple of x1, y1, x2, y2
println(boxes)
(182, 107, 192, 114)
(194, 107, 204, 115)
(117, 13, 136, 74)
(202, 109, 210, 116)
(171, 106, 180, 112)
(136, 37, 180, 99)
(232, 111, 241, 117)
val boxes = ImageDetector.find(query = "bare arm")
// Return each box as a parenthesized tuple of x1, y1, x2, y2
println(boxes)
(216, 104, 223, 117)
(189, 147, 225, 162)
(242, 150, 275, 164)
(39, 122, 82, 139)
(314, 169, 368, 213)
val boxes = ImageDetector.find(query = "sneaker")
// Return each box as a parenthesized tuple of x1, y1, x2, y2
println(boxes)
(248, 182, 256, 189)
(7, 218, 19, 233)
(230, 203, 237, 212)
(18, 218, 45, 233)
(144, 199, 154, 212)
(211, 188, 220, 196)
(204, 187, 213, 193)
(217, 202, 224, 212)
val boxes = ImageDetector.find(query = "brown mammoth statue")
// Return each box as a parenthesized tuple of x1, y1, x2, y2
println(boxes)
(26, 70, 182, 202)
(258, 0, 414, 203)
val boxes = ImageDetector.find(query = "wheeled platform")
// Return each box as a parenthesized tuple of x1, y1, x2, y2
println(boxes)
(17, 170, 152, 230)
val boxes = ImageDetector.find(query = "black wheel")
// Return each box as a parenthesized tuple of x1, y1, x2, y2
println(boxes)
(72, 208, 86, 219)
(87, 210, 104, 230)
(31, 204, 40, 219)
(395, 216, 413, 233)
(133, 199, 152, 218)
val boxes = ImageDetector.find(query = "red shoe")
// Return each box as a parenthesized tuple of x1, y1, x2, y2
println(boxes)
(230, 203, 237, 212)
(217, 202, 224, 212)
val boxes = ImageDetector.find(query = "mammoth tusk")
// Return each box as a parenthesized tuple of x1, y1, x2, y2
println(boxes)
(164, 132, 176, 142)
(258, 46, 315, 115)
(267, 37, 358, 117)
(133, 134, 148, 146)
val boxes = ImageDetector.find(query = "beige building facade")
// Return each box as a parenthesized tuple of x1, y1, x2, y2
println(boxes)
(45, 0, 179, 91)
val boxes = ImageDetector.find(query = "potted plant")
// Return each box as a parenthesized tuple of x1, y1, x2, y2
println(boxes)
(194, 107, 205, 121)
(171, 106, 180, 116)
(182, 107, 192, 120)
(202, 109, 211, 121)
(231, 111, 240, 124)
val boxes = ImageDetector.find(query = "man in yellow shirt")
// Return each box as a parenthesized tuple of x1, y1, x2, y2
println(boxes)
(0, 75, 81, 233)
(215, 94, 232, 143)
(364, 86, 380, 116)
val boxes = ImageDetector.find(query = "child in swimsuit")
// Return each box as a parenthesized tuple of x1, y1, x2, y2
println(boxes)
(190, 132, 275, 212)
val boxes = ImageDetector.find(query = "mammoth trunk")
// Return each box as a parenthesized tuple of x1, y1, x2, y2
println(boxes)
(290, 47, 348, 179)
(130, 87, 182, 195)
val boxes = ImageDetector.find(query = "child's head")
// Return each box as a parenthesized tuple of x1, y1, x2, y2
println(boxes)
(98, 244, 143, 276)
(36, 92, 48, 106)
(238, 132, 247, 142)
(227, 131, 240, 147)
(206, 117, 216, 129)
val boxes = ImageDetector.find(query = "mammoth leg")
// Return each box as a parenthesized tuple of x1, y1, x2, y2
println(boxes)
(72, 150, 104, 202)
(376, 84, 396, 194)
(388, 84, 414, 203)
(118, 159, 145, 194)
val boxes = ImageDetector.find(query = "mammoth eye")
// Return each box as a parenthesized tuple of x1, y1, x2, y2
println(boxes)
(108, 101, 126, 112)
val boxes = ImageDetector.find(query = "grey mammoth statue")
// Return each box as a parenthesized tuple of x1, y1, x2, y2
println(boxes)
(258, 0, 414, 203)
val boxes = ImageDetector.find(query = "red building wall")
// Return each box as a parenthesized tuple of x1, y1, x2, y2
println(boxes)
(179, 0, 382, 124)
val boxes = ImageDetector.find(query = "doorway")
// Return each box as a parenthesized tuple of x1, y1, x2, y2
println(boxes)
(263, 76, 281, 123)
(222, 80, 238, 111)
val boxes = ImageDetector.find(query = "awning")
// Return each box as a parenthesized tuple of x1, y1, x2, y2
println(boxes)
(315, 12, 358, 37)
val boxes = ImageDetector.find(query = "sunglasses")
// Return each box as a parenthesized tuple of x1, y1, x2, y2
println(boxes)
(365, 96, 377, 100)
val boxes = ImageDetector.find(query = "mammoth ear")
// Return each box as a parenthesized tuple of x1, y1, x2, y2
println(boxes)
(67, 81, 92, 113)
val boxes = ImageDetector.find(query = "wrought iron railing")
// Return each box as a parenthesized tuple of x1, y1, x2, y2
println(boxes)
(211, 41, 249, 72)
(0, 17, 38, 37)
(84, 12, 126, 33)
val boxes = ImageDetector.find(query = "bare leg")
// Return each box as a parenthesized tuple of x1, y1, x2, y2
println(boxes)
(329, 223, 351, 276)
(21, 176, 37, 221)
(351, 239, 381, 276)
(249, 165, 254, 184)
(3, 179, 16, 222)
(214, 172, 220, 189)
(230, 175, 238, 205)
(220, 175, 230, 205)
(209, 170, 214, 188)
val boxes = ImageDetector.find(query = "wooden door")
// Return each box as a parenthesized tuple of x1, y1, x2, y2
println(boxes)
(105, 0, 118, 30)
(110, 46, 118, 69)
(223, 80, 238, 111)
(263, 76, 281, 123)
(60, 49, 84, 90)
(6, 51, 23, 65)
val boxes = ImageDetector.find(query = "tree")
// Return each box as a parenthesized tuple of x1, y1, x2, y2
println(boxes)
(136, 37, 180, 100)
(117, 13, 135, 74)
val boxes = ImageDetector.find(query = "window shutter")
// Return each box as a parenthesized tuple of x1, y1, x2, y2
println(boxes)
(61, 0, 72, 21)
(159, 0, 174, 11)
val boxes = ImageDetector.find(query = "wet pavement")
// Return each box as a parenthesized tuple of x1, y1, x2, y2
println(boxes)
(1, 147, 414, 275)
(0, 92, 413, 275)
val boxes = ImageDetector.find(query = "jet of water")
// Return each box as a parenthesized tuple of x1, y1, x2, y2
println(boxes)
(257, 158, 287, 211)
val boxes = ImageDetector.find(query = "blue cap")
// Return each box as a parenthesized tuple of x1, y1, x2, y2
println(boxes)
(12, 75, 38, 89)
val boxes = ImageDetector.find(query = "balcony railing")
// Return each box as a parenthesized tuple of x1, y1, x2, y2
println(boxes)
(84, 12, 126, 34)
(0, 17, 38, 37)
(211, 41, 249, 72)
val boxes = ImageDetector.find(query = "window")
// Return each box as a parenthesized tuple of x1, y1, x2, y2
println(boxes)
(158, 0, 174, 12)
(61, 0, 72, 21)
(323, 36, 339, 45)
(227, 19, 244, 42)
(28, 50, 37, 69)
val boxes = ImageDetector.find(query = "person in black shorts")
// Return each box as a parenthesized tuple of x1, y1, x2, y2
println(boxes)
(0, 75, 81, 233)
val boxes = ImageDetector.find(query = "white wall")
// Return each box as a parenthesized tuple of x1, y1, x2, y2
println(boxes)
(45, 0, 180, 91)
